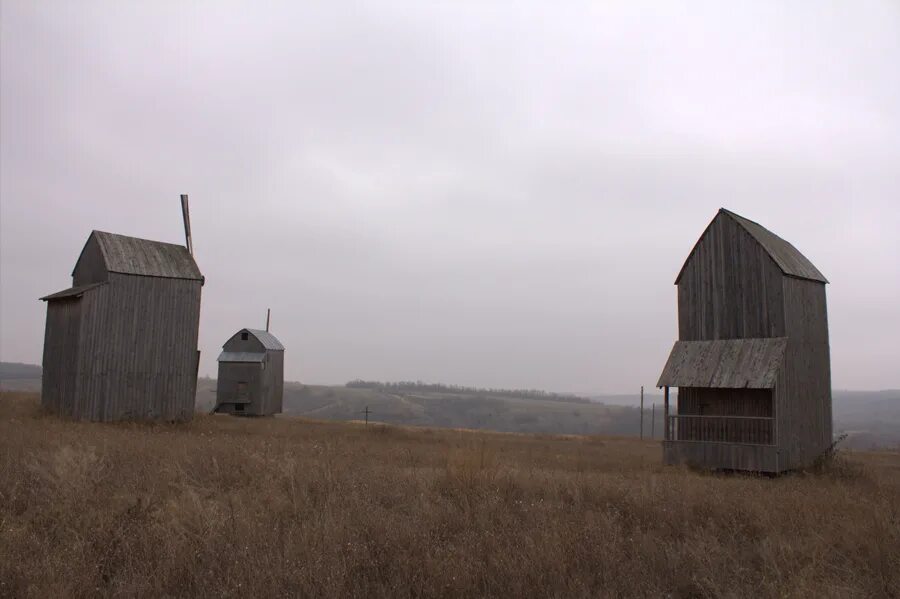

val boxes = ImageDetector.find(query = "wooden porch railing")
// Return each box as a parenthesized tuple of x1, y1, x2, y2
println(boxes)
(666, 415, 774, 446)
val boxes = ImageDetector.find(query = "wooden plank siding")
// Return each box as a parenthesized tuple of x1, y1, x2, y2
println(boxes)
(42, 274, 201, 421)
(216, 362, 263, 415)
(71, 234, 109, 286)
(675, 388, 774, 445)
(779, 277, 832, 469)
(663, 440, 779, 472)
(76, 274, 201, 421)
(40, 297, 83, 418)
(662, 209, 832, 473)
(677, 212, 786, 341)
(678, 387, 773, 417)
(42, 230, 203, 422)
(216, 329, 285, 416)
(266, 351, 285, 415)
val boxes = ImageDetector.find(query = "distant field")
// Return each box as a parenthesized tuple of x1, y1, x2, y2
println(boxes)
(6, 363, 900, 447)
(1, 392, 898, 597)
(194, 377, 660, 436)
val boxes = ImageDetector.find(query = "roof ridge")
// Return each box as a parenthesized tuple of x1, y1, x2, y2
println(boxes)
(674, 209, 828, 284)
(92, 229, 189, 250)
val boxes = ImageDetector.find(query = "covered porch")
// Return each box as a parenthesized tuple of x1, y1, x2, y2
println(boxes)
(657, 337, 787, 472)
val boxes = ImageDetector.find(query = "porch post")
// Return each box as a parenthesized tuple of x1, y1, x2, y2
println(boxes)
(664, 386, 670, 441)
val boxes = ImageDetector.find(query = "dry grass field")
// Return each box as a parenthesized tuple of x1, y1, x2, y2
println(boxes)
(1, 391, 898, 598)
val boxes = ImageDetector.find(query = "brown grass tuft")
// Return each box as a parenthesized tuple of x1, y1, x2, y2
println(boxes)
(1, 392, 898, 598)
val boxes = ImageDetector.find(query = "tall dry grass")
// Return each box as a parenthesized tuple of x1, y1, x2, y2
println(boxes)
(1, 391, 898, 598)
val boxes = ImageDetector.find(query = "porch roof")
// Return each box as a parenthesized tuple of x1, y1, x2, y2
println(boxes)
(657, 337, 787, 389)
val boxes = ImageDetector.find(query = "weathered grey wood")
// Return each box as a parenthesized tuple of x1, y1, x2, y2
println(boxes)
(663, 386, 670, 441)
(640, 386, 644, 440)
(658, 337, 787, 388)
(181, 194, 193, 257)
(215, 328, 285, 417)
(73, 230, 201, 282)
(41, 230, 202, 422)
(663, 440, 779, 472)
(659, 208, 832, 473)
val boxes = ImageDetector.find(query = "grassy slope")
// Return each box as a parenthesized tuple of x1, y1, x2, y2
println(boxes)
(1, 392, 898, 598)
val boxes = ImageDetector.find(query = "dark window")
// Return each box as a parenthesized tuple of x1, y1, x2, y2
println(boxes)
(241, 332, 249, 341)
(235, 404, 245, 412)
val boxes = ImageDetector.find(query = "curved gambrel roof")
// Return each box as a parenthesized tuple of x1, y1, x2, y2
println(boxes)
(675, 209, 828, 284)
(241, 329, 285, 351)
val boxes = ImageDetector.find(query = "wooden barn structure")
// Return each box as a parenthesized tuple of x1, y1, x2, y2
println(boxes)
(214, 327, 284, 416)
(657, 208, 832, 473)
(40, 229, 203, 421)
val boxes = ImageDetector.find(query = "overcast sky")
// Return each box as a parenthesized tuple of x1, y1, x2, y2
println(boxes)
(2, 1, 898, 392)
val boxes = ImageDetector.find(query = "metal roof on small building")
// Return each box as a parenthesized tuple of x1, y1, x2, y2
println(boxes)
(657, 337, 788, 389)
(76, 230, 203, 280)
(40, 282, 107, 301)
(217, 351, 266, 363)
(675, 209, 828, 284)
(243, 329, 284, 351)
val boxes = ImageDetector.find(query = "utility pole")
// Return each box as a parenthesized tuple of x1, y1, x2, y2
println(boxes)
(640, 385, 644, 440)
(363, 406, 371, 427)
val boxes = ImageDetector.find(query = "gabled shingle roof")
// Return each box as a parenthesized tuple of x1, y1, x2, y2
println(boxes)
(243, 329, 285, 351)
(675, 209, 828, 284)
(76, 230, 202, 280)
(657, 337, 788, 389)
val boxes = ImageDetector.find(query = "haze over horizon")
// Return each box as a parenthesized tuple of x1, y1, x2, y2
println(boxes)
(2, 2, 899, 393)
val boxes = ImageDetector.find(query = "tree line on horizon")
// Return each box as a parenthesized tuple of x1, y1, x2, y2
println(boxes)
(344, 379, 592, 404)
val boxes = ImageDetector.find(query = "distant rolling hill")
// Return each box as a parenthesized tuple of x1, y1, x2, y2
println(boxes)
(194, 377, 655, 436)
(5, 362, 899, 447)
(0, 362, 42, 392)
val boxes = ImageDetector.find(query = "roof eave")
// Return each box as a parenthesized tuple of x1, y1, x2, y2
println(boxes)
(40, 281, 108, 301)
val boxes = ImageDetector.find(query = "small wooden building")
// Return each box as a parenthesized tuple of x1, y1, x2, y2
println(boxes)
(214, 328, 284, 416)
(657, 208, 832, 473)
(40, 230, 203, 421)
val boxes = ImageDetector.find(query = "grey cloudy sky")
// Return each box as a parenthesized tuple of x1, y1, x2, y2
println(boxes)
(2, 1, 898, 392)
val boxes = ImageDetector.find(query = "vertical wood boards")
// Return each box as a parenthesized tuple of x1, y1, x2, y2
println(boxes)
(216, 362, 263, 415)
(663, 441, 779, 472)
(71, 235, 109, 286)
(216, 331, 284, 416)
(780, 278, 832, 469)
(42, 274, 201, 421)
(665, 209, 832, 472)
(677, 213, 786, 342)
(40, 297, 83, 417)
(677, 387, 773, 417)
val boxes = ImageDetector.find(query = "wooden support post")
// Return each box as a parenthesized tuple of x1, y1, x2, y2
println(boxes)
(640, 385, 644, 440)
(664, 386, 670, 441)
